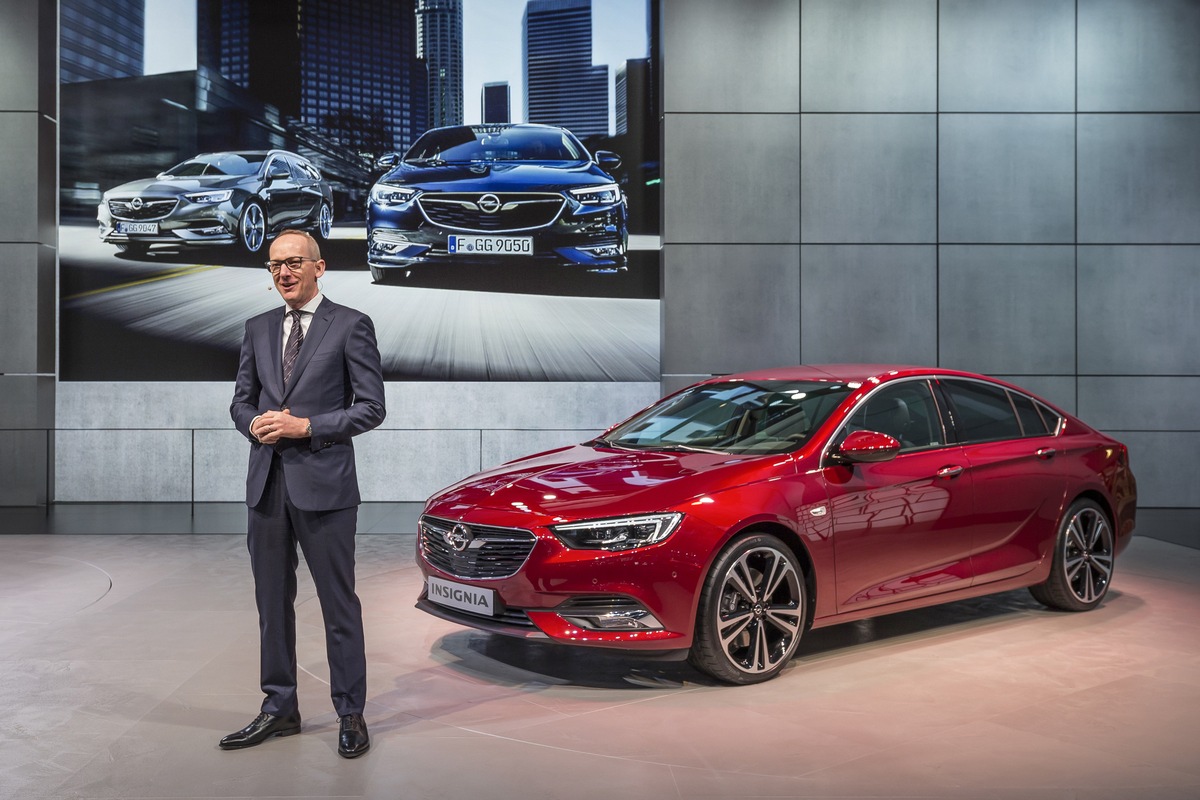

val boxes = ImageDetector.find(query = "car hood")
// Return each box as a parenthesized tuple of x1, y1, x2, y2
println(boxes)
(105, 175, 249, 196)
(426, 444, 789, 522)
(383, 161, 614, 192)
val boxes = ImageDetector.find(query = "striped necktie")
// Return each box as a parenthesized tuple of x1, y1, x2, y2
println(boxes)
(283, 310, 304, 384)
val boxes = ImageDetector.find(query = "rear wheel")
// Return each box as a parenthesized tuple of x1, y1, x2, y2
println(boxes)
(1029, 498, 1114, 611)
(315, 202, 333, 241)
(689, 533, 807, 684)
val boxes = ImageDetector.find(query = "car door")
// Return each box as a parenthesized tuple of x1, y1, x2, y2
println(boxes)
(290, 157, 325, 225)
(262, 154, 305, 231)
(823, 379, 977, 613)
(937, 379, 1068, 586)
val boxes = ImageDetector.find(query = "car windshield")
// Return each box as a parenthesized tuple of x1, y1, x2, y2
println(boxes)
(599, 380, 855, 455)
(162, 153, 266, 177)
(404, 126, 588, 164)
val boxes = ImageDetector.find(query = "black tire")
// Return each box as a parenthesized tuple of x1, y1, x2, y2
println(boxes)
(688, 533, 807, 685)
(1029, 498, 1115, 612)
(238, 201, 266, 254)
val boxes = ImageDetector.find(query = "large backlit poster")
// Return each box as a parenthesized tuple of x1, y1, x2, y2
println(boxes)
(59, 0, 660, 381)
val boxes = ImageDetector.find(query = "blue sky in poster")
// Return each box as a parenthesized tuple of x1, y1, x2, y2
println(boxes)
(143, 0, 649, 130)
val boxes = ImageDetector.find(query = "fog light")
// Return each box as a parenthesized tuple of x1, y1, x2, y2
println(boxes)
(563, 609, 664, 631)
(370, 228, 412, 247)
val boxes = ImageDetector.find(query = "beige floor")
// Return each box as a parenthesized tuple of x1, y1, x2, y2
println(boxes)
(0, 532, 1197, 800)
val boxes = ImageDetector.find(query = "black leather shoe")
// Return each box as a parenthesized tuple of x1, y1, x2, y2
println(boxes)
(219, 712, 302, 750)
(338, 713, 370, 758)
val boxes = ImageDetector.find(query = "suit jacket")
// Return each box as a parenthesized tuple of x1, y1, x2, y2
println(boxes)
(230, 297, 386, 511)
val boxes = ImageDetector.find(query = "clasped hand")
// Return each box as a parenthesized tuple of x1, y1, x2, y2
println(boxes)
(252, 409, 308, 445)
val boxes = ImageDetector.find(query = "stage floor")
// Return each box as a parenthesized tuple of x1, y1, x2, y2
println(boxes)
(1, 532, 1198, 799)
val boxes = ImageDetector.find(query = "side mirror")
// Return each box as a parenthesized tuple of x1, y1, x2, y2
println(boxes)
(833, 430, 901, 463)
(374, 153, 400, 172)
(595, 150, 622, 171)
(268, 167, 290, 182)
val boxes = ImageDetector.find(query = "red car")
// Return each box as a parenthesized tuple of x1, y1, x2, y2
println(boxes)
(416, 365, 1137, 684)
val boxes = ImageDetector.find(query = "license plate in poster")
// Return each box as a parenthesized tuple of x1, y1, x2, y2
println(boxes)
(447, 235, 532, 256)
(116, 221, 159, 234)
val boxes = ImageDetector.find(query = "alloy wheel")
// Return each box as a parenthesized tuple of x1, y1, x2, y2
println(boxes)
(318, 203, 333, 239)
(1063, 505, 1114, 605)
(240, 203, 265, 253)
(713, 544, 804, 678)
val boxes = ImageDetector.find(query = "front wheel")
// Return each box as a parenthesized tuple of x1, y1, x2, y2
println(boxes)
(1029, 498, 1115, 612)
(688, 533, 807, 685)
(238, 201, 266, 254)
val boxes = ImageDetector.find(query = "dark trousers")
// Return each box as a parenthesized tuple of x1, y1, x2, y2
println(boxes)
(247, 456, 366, 718)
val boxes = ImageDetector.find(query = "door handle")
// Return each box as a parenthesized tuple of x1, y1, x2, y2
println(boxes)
(936, 465, 964, 479)
(1036, 448, 1056, 460)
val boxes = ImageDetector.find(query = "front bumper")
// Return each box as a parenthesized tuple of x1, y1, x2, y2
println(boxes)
(367, 201, 628, 273)
(98, 201, 240, 247)
(414, 513, 706, 652)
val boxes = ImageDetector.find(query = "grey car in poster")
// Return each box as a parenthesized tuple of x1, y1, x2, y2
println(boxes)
(97, 150, 334, 256)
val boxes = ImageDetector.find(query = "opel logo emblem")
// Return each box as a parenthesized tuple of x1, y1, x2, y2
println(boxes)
(131, 197, 144, 210)
(477, 194, 502, 214)
(446, 523, 473, 552)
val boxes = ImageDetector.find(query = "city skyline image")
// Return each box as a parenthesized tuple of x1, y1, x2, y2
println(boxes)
(140, 0, 649, 136)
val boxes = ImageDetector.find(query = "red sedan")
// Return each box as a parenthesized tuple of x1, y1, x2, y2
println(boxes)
(416, 365, 1137, 684)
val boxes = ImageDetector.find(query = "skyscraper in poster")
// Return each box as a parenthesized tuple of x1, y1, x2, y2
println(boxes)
(196, 0, 428, 153)
(418, 0, 465, 128)
(60, 0, 144, 83)
(523, 0, 609, 137)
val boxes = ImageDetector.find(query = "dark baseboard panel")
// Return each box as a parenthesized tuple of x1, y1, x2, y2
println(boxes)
(0, 502, 423, 535)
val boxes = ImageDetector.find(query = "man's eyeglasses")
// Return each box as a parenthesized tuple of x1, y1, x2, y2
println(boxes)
(265, 256, 317, 274)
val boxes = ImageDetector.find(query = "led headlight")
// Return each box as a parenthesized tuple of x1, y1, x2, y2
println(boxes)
(185, 189, 233, 204)
(568, 183, 620, 205)
(370, 183, 419, 206)
(551, 513, 682, 552)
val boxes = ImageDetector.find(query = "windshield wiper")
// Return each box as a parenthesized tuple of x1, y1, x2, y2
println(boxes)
(652, 443, 727, 455)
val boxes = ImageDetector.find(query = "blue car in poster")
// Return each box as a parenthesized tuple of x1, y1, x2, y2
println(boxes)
(366, 124, 627, 283)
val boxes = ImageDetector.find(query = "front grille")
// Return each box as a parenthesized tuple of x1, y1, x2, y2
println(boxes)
(419, 515, 536, 579)
(109, 198, 179, 220)
(419, 192, 564, 232)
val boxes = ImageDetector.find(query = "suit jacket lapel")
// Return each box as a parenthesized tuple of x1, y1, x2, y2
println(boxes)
(281, 300, 336, 403)
(267, 310, 285, 398)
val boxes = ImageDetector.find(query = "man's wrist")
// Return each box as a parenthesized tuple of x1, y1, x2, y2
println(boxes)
(304, 419, 313, 438)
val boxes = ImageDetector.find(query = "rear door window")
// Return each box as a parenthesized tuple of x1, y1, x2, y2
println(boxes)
(940, 380, 1023, 443)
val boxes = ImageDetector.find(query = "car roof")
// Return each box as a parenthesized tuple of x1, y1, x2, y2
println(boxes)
(192, 149, 304, 160)
(424, 122, 567, 135)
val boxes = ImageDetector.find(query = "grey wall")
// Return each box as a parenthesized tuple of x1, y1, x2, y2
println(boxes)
(660, 0, 1200, 548)
(1, 0, 1197, 548)
(0, 0, 56, 506)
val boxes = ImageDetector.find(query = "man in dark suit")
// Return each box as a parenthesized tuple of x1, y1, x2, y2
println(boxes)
(224, 229, 385, 759)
